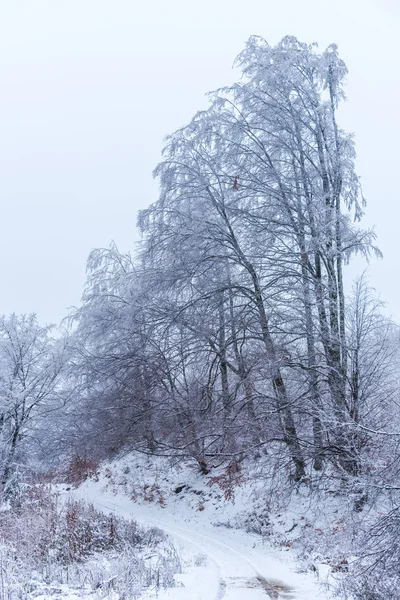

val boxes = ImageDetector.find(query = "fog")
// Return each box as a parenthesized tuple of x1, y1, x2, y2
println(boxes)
(0, 0, 398, 323)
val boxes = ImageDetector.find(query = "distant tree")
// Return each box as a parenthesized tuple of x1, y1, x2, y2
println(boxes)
(0, 314, 66, 496)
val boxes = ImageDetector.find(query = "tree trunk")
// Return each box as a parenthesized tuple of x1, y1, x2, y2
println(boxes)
(218, 290, 231, 415)
(251, 267, 305, 480)
(1, 425, 20, 497)
(226, 273, 257, 425)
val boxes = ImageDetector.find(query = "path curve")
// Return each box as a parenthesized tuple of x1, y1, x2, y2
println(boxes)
(67, 484, 329, 600)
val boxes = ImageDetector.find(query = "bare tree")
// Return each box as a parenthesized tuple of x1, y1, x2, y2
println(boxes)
(67, 36, 380, 483)
(0, 314, 67, 495)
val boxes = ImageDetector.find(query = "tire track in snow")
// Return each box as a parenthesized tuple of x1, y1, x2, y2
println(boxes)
(145, 517, 293, 599)
(85, 495, 290, 599)
(87, 497, 227, 600)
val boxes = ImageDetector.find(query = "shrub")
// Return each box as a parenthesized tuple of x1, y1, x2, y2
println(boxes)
(0, 486, 181, 598)
(65, 455, 99, 486)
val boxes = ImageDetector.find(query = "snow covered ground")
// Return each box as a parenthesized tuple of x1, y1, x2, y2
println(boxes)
(61, 453, 336, 599)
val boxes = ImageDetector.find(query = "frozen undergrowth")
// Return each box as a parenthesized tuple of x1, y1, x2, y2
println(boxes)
(0, 485, 181, 599)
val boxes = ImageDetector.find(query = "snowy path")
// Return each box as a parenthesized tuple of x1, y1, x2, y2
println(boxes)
(69, 483, 331, 600)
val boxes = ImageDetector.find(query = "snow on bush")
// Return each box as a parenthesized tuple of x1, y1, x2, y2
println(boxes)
(0, 486, 181, 599)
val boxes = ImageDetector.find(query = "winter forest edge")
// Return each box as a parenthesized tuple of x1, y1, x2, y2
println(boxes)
(1, 36, 399, 599)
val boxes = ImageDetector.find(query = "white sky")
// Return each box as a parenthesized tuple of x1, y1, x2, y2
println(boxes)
(0, 0, 399, 324)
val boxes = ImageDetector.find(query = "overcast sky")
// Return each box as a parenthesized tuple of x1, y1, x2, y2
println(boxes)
(0, 0, 399, 324)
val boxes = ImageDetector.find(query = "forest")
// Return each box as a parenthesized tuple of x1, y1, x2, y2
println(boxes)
(1, 36, 399, 599)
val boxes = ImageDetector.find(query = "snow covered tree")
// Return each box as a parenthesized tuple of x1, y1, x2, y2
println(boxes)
(135, 36, 379, 476)
(0, 314, 67, 496)
(67, 36, 381, 483)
